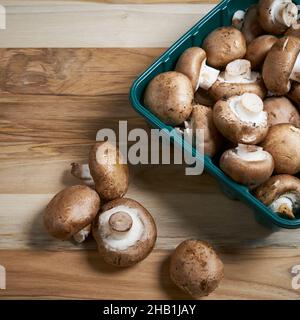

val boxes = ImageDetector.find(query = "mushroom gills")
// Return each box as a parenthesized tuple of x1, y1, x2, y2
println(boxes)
(236, 144, 268, 161)
(290, 52, 300, 82)
(271, 0, 298, 27)
(98, 205, 144, 251)
(197, 59, 220, 91)
(269, 192, 300, 218)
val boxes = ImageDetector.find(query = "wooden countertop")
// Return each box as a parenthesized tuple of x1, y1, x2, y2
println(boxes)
(0, 1, 300, 300)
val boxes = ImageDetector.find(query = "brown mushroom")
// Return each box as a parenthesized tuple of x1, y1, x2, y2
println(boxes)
(241, 5, 265, 44)
(232, 10, 246, 30)
(89, 142, 129, 202)
(261, 123, 300, 174)
(202, 26, 247, 68)
(255, 174, 300, 219)
(245, 35, 278, 70)
(263, 36, 300, 95)
(93, 198, 157, 267)
(258, 0, 298, 35)
(285, 20, 300, 37)
(264, 96, 300, 127)
(220, 144, 274, 187)
(209, 59, 267, 101)
(213, 93, 269, 145)
(169, 240, 224, 298)
(44, 185, 100, 241)
(175, 47, 220, 92)
(144, 71, 194, 125)
(194, 87, 215, 107)
(288, 81, 300, 107)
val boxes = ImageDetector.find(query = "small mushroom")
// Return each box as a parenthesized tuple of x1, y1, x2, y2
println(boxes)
(44, 185, 100, 241)
(263, 36, 300, 95)
(241, 5, 265, 44)
(258, 0, 298, 35)
(202, 26, 247, 68)
(213, 93, 269, 145)
(255, 174, 300, 219)
(245, 35, 278, 70)
(89, 142, 129, 202)
(220, 144, 274, 187)
(175, 47, 220, 92)
(261, 124, 300, 174)
(288, 81, 300, 107)
(209, 59, 267, 101)
(93, 198, 157, 267)
(184, 105, 223, 157)
(144, 71, 194, 125)
(169, 240, 224, 298)
(264, 96, 300, 127)
(232, 10, 246, 30)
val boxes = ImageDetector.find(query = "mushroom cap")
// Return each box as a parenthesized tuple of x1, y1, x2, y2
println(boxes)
(263, 36, 300, 95)
(175, 47, 206, 91)
(213, 95, 269, 145)
(93, 198, 157, 267)
(245, 35, 278, 70)
(170, 240, 224, 298)
(144, 71, 193, 126)
(202, 27, 247, 68)
(89, 141, 129, 202)
(285, 21, 300, 37)
(189, 105, 223, 157)
(264, 96, 300, 127)
(194, 88, 215, 107)
(242, 5, 265, 44)
(288, 82, 300, 107)
(220, 145, 274, 187)
(261, 124, 300, 174)
(44, 185, 100, 240)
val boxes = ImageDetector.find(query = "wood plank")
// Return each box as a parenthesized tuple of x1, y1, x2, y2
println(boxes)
(0, 249, 299, 300)
(0, 2, 215, 47)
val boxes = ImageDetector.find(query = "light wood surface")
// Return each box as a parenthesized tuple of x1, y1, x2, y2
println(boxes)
(0, 1, 300, 300)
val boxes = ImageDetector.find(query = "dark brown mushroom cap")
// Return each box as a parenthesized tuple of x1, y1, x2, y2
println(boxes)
(288, 82, 300, 107)
(255, 174, 300, 206)
(245, 35, 278, 70)
(263, 36, 300, 95)
(194, 88, 215, 107)
(242, 5, 265, 44)
(93, 198, 157, 267)
(261, 124, 300, 174)
(44, 185, 100, 240)
(220, 146, 274, 187)
(202, 27, 247, 68)
(144, 71, 194, 126)
(189, 105, 223, 157)
(170, 240, 224, 298)
(89, 142, 129, 202)
(209, 76, 266, 101)
(175, 47, 206, 91)
(264, 96, 300, 127)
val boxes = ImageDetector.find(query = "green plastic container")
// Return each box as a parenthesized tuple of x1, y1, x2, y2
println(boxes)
(130, 0, 300, 229)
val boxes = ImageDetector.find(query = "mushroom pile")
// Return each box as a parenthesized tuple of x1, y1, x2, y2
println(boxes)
(144, 0, 300, 221)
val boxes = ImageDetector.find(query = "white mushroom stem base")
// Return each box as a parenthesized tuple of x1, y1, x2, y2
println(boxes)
(197, 60, 220, 91)
(272, 0, 298, 27)
(236, 144, 268, 162)
(225, 59, 252, 82)
(269, 193, 299, 218)
(290, 52, 300, 83)
(73, 225, 91, 243)
(232, 10, 245, 29)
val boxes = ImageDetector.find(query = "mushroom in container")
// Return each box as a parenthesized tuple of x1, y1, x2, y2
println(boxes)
(263, 36, 300, 95)
(93, 198, 157, 267)
(220, 144, 274, 187)
(213, 92, 269, 145)
(258, 0, 298, 35)
(261, 124, 300, 175)
(44, 185, 100, 242)
(209, 59, 266, 101)
(255, 175, 300, 219)
(170, 240, 224, 298)
(144, 71, 193, 126)
(288, 82, 300, 107)
(202, 26, 247, 69)
(241, 5, 264, 44)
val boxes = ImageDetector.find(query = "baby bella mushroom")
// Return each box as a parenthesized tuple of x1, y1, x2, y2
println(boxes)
(232, 10, 245, 30)
(144, 71, 193, 125)
(93, 198, 157, 267)
(89, 141, 129, 202)
(241, 5, 264, 44)
(258, 0, 298, 35)
(261, 124, 300, 174)
(44, 185, 100, 242)
(255, 174, 300, 219)
(288, 82, 300, 107)
(263, 36, 300, 95)
(213, 93, 269, 145)
(175, 47, 220, 92)
(286, 20, 300, 37)
(220, 144, 274, 187)
(202, 26, 247, 68)
(209, 59, 266, 101)
(170, 240, 224, 298)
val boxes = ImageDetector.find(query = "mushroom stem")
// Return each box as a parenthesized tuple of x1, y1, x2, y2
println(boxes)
(236, 144, 266, 161)
(224, 59, 252, 82)
(197, 60, 220, 90)
(273, 1, 298, 27)
(109, 211, 133, 234)
(290, 52, 300, 82)
(232, 10, 245, 29)
(270, 195, 296, 219)
(73, 225, 91, 243)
